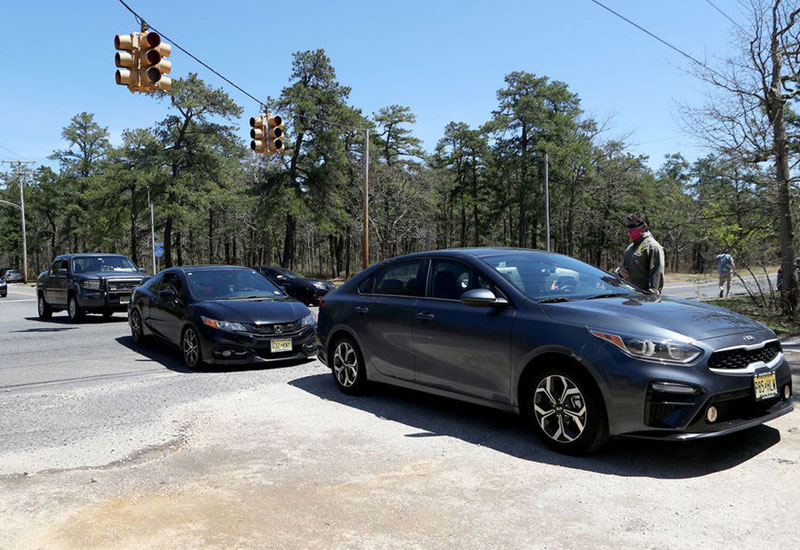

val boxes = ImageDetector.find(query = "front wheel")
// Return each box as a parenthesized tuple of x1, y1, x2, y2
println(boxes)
(67, 294, 84, 323)
(38, 293, 53, 319)
(331, 337, 368, 394)
(182, 326, 204, 370)
(523, 366, 608, 455)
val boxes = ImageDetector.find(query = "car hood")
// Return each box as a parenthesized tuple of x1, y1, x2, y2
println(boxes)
(194, 297, 309, 324)
(539, 295, 770, 341)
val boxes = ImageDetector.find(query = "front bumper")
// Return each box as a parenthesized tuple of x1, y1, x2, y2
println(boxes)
(197, 324, 317, 365)
(76, 288, 132, 312)
(595, 342, 794, 439)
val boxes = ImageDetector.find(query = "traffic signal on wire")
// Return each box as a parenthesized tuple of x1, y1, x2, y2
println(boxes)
(250, 114, 268, 154)
(114, 30, 172, 93)
(267, 114, 285, 154)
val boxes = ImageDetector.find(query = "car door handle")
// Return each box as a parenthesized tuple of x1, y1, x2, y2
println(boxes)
(354, 306, 369, 314)
(416, 312, 435, 321)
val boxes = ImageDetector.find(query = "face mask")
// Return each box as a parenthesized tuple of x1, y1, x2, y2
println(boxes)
(627, 227, 643, 241)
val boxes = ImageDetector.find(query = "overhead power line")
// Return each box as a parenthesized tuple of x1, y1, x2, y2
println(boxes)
(587, 0, 728, 82)
(115, 0, 366, 131)
(705, 0, 749, 34)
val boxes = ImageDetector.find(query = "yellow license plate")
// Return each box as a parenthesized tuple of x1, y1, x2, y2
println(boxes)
(119, 295, 130, 304)
(270, 339, 292, 353)
(753, 372, 777, 400)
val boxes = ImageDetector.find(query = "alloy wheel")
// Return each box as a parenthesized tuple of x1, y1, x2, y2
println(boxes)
(130, 310, 142, 342)
(533, 374, 587, 443)
(333, 341, 359, 388)
(183, 328, 200, 368)
(38, 296, 45, 316)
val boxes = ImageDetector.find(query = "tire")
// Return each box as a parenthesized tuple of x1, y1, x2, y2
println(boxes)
(67, 294, 84, 323)
(130, 308, 145, 344)
(523, 365, 609, 455)
(331, 336, 368, 394)
(181, 325, 204, 370)
(103, 310, 114, 320)
(38, 293, 53, 319)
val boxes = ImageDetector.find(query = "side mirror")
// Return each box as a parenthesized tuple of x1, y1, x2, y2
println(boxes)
(159, 288, 176, 300)
(276, 275, 288, 281)
(56, 268, 68, 277)
(138, 267, 146, 273)
(460, 288, 508, 307)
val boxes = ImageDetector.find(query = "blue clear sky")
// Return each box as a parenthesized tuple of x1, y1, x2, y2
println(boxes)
(0, 1, 743, 170)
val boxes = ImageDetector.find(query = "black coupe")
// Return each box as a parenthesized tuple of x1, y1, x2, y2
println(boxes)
(128, 265, 317, 369)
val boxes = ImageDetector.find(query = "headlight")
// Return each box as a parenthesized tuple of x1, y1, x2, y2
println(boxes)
(201, 316, 247, 332)
(313, 282, 328, 290)
(589, 329, 702, 364)
(301, 313, 316, 327)
(81, 279, 102, 290)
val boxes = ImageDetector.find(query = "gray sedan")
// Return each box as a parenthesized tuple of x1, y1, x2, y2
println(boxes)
(317, 248, 793, 454)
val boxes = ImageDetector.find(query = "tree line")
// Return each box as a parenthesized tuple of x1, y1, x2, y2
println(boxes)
(0, 47, 787, 297)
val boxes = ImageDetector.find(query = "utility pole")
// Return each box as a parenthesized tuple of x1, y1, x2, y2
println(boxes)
(147, 186, 156, 274)
(544, 152, 551, 252)
(1, 160, 33, 283)
(363, 129, 370, 269)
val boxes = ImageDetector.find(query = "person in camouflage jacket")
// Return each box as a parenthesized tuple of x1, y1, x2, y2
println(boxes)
(617, 212, 665, 294)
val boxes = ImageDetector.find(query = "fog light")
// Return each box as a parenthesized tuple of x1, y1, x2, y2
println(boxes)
(785, 385, 791, 399)
(706, 406, 718, 423)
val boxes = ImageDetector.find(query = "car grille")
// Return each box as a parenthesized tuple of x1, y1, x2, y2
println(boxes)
(708, 341, 781, 370)
(107, 278, 142, 293)
(246, 320, 301, 336)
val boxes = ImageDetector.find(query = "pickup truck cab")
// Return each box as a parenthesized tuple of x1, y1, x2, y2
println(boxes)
(37, 254, 148, 322)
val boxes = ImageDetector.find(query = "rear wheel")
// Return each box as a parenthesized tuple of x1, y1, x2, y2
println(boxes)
(67, 294, 84, 323)
(331, 337, 368, 394)
(182, 326, 203, 370)
(523, 365, 608, 455)
(38, 293, 53, 319)
(130, 308, 145, 344)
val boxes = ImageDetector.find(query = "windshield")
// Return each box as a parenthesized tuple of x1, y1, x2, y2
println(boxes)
(276, 267, 302, 279)
(186, 269, 286, 301)
(480, 252, 643, 302)
(72, 256, 137, 273)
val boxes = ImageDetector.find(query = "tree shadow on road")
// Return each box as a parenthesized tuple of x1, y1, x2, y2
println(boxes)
(114, 336, 314, 374)
(290, 373, 784, 479)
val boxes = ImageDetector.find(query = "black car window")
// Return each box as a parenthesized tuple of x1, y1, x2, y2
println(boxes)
(357, 275, 375, 295)
(186, 269, 285, 300)
(52, 260, 67, 275)
(374, 260, 426, 297)
(72, 256, 136, 273)
(160, 273, 185, 297)
(429, 259, 494, 300)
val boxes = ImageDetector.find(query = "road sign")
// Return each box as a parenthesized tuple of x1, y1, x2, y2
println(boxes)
(154, 241, 164, 258)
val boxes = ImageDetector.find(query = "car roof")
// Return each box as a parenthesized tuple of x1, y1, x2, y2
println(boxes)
(174, 265, 253, 273)
(377, 247, 567, 262)
(56, 253, 130, 260)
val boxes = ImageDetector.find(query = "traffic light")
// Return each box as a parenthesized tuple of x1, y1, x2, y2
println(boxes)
(114, 33, 137, 88)
(114, 30, 172, 93)
(250, 115, 268, 154)
(267, 114, 285, 154)
(141, 31, 172, 92)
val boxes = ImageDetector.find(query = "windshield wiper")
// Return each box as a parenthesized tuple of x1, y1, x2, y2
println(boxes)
(538, 297, 572, 303)
(583, 293, 630, 300)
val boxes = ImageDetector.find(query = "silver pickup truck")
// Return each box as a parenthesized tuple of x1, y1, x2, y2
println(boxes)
(36, 253, 148, 322)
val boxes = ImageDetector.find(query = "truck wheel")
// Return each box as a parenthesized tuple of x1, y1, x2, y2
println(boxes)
(67, 294, 84, 323)
(38, 293, 53, 320)
(103, 310, 114, 320)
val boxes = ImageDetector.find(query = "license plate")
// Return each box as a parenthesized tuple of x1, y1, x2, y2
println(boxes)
(753, 372, 778, 400)
(119, 295, 130, 304)
(270, 339, 292, 353)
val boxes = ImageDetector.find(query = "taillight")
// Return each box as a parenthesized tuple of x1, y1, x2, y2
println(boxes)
(318, 297, 326, 309)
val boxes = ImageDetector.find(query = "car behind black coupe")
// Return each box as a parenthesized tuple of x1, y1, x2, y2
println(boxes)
(128, 265, 316, 369)
(254, 265, 335, 305)
(317, 248, 794, 454)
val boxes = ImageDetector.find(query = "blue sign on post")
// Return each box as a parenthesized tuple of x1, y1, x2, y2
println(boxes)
(154, 241, 164, 258)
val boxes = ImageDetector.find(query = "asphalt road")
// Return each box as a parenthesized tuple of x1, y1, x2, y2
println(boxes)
(1, 282, 799, 549)
(663, 273, 775, 300)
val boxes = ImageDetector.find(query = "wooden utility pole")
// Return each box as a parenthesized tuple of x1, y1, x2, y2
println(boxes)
(1, 160, 33, 283)
(363, 129, 370, 269)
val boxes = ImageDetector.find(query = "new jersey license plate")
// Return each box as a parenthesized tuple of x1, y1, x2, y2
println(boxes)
(270, 339, 292, 353)
(753, 371, 777, 400)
